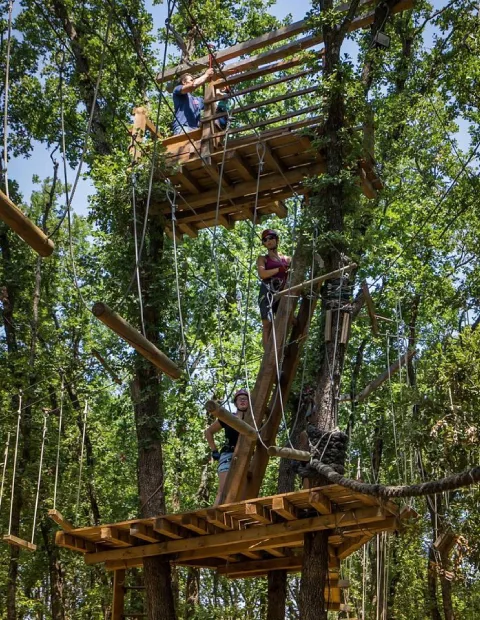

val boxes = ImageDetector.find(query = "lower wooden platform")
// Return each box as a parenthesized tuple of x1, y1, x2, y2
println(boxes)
(55, 484, 412, 582)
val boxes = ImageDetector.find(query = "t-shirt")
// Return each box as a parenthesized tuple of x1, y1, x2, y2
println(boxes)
(219, 418, 239, 453)
(172, 85, 204, 133)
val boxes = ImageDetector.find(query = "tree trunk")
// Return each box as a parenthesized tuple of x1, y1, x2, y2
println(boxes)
(267, 571, 287, 620)
(41, 520, 66, 620)
(300, 530, 330, 620)
(427, 547, 442, 620)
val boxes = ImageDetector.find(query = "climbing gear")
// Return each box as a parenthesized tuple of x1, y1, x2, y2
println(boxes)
(233, 388, 249, 403)
(261, 229, 279, 241)
(211, 450, 221, 461)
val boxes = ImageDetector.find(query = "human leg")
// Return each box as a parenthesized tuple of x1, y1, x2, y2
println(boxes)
(215, 452, 233, 505)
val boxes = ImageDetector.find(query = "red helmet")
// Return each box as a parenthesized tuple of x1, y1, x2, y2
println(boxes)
(233, 388, 249, 404)
(261, 229, 279, 241)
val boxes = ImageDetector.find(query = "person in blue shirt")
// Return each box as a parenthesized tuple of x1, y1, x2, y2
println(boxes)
(172, 68, 214, 135)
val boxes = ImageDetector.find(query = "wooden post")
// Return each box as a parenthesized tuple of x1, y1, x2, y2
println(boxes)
(91, 303, 182, 379)
(324, 310, 332, 342)
(361, 280, 378, 336)
(267, 446, 311, 461)
(0, 190, 54, 257)
(205, 401, 257, 441)
(201, 81, 216, 163)
(129, 107, 147, 161)
(112, 569, 126, 620)
(274, 263, 357, 299)
(340, 313, 350, 344)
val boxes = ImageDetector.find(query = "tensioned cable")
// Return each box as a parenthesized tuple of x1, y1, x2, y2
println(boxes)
(75, 401, 88, 525)
(131, 171, 146, 336)
(31, 411, 48, 544)
(2, 0, 14, 197)
(53, 377, 64, 510)
(0, 432, 11, 513)
(8, 394, 22, 536)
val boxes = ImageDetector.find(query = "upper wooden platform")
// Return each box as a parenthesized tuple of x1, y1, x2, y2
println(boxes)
(56, 484, 414, 609)
(131, 0, 414, 239)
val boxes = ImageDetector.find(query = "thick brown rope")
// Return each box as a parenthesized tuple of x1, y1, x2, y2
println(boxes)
(308, 460, 480, 499)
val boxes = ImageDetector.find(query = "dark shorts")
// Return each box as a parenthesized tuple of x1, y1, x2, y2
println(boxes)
(258, 281, 282, 321)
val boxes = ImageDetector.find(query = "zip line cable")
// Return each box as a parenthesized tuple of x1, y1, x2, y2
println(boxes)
(8, 394, 21, 536)
(0, 432, 11, 514)
(31, 411, 48, 544)
(2, 0, 14, 198)
(53, 377, 65, 510)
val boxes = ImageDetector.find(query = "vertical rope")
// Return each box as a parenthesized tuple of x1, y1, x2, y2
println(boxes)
(75, 401, 88, 524)
(31, 412, 48, 544)
(0, 432, 11, 512)
(53, 377, 64, 510)
(2, 0, 14, 197)
(131, 172, 146, 336)
(8, 393, 22, 535)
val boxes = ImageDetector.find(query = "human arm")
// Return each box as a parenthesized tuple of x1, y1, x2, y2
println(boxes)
(178, 68, 214, 94)
(256, 255, 284, 280)
(205, 419, 222, 451)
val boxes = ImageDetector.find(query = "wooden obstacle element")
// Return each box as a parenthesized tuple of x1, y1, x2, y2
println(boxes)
(273, 263, 357, 299)
(206, 400, 258, 441)
(48, 509, 74, 532)
(267, 446, 311, 462)
(434, 529, 460, 556)
(91, 303, 181, 379)
(341, 349, 416, 403)
(3, 534, 37, 552)
(91, 349, 122, 385)
(56, 484, 412, 571)
(0, 189, 55, 257)
(361, 280, 379, 336)
(129, 0, 415, 237)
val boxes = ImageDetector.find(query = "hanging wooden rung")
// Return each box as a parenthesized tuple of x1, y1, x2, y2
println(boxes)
(274, 263, 357, 299)
(0, 189, 55, 257)
(267, 446, 311, 461)
(361, 280, 379, 336)
(205, 401, 257, 441)
(3, 534, 37, 552)
(91, 303, 182, 379)
(325, 310, 332, 342)
(340, 312, 350, 344)
(48, 509, 74, 532)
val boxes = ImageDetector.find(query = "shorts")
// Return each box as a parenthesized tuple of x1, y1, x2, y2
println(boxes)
(258, 281, 281, 321)
(218, 450, 233, 473)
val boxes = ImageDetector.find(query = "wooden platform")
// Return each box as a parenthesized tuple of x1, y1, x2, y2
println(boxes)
(55, 485, 412, 590)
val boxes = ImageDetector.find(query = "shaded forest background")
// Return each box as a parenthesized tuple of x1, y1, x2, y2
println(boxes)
(1, 0, 480, 618)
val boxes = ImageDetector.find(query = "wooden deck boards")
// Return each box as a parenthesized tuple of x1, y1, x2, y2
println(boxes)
(55, 484, 411, 577)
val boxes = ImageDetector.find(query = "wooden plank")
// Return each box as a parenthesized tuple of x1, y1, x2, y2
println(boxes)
(3, 534, 37, 552)
(130, 523, 161, 543)
(231, 85, 318, 115)
(99, 527, 132, 548)
(178, 223, 199, 238)
(153, 518, 184, 539)
(266, 201, 288, 217)
(112, 569, 126, 620)
(267, 446, 311, 462)
(336, 535, 372, 560)
(176, 168, 202, 194)
(361, 280, 379, 336)
(181, 515, 210, 535)
(55, 531, 96, 554)
(226, 151, 256, 181)
(245, 503, 272, 525)
(91, 303, 182, 379)
(84, 507, 385, 565)
(228, 104, 322, 136)
(309, 490, 332, 515)
(271, 497, 297, 521)
(0, 189, 55, 257)
(206, 509, 232, 530)
(340, 312, 350, 344)
(275, 264, 357, 299)
(205, 400, 257, 441)
(106, 558, 145, 571)
(47, 509, 74, 532)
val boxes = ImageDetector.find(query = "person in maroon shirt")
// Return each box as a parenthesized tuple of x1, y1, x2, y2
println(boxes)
(204, 389, 250, 505)
(257, 229, 291, 348)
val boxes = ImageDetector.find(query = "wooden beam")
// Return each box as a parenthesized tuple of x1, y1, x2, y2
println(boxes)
(84, 507, 385, 565)
(112, 570, 126, 620)
(3, 534, 37, 552)
(47, 509, 74, 532)
(361, 280, 379, 336)
(226, 151, 256, 181)
(228, 104, 322, 136)
(99, 527, 132, 548)
(205, 400, 257, 441)
(245, 503, 272, 525)
(217, 554, 303, 576)
(153, 518, 184, 539)
(336, 535, 372, 560)
(91, 303, 182, 379)
(351, 349, 416, 403)
(0, 189, 54, 257)
(178, 223, 199, 238)
(106, 558, 144, 571)
(206, 509, 232, 530)
(176, 167, 203, 194)
(275, 264, 357, 299)
(309, 490, 332, 515)
(267, 446, 311, 462)
(231, 85, 318, 115)
(271, 497, 297, 521)
(181, 515, 210, 535)
(266, 201, 288, 218)
(130, 523, 161, 543)
(55, 531, 96, 553)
